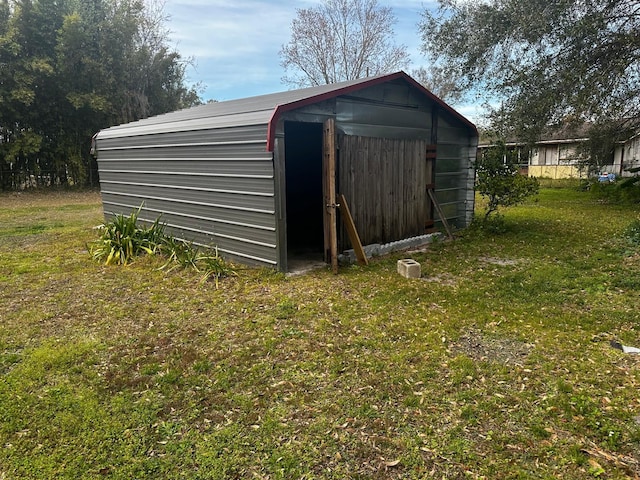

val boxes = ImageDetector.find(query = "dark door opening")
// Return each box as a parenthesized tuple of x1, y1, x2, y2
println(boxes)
(284, 121, 324, 257)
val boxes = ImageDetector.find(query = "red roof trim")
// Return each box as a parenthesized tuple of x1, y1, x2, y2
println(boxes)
(265, 71, 477, 151)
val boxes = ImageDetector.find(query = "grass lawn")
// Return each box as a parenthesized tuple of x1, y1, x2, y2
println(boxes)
(1, 187, 639, 479)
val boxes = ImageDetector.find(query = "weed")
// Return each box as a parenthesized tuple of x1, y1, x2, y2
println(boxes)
(88, 205, 236, 286)
(159, 236, 200, 271)
(623, 219, 640, 247)
(275, 298, 297, 319)
(197, 247, 237, 287)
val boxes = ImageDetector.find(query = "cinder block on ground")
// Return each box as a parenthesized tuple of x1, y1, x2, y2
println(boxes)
(397, 259, 421, 278)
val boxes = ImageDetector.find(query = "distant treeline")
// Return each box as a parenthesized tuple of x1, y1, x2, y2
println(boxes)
(0, 0, 201, 190)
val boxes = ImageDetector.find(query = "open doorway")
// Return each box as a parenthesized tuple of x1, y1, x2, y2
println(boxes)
(284, 121, 324, 265)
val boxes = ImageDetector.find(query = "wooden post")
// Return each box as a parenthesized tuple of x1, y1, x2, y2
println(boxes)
(323, 118, 338, 274)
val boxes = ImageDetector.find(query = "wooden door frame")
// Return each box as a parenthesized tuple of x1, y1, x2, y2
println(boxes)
(322, 118, 338, 274)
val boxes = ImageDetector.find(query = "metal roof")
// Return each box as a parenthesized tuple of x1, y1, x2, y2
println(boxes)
(96, 71, 477, 151)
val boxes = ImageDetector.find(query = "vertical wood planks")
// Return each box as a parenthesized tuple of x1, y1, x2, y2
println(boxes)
(338, 135, 428, 246)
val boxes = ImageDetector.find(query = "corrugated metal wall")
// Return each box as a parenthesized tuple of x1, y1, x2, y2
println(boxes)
(434, 113, 477, 228)
(95, 124, 279, 266)
(94, 76, 476, 271)
(333, 83, 475, 230)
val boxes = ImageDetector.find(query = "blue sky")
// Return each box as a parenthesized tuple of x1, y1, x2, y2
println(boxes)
(164, 0, 486, 122)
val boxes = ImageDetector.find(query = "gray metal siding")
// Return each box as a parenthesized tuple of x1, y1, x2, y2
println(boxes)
(333, 84, 475, 230)
(96, 124, 278, 266)
(94, 73, 477, 271)
(287, 86, 476, 234)
(435, 114, 476, 229)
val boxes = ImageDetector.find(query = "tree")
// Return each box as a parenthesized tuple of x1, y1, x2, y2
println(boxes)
(475, 142, 540, 219)
(410, 66, 465, 105)
(0, 0, 201, 189)
(420, 0, 640, 145)
(280, 0, 410, 88)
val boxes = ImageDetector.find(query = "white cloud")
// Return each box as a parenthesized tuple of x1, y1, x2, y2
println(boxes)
(165, 1, 299, 99)
(166, 1, 294, 59)
(164, 1, 445, 101)
(455, 103, 491, 125)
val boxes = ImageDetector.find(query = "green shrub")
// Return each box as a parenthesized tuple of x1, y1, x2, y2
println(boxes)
(89, 205, 236, 286)
(159, 236, 201, 272)
(475, 141, 540, 219)
(160, 239, 236, 287)
(587, 171, 640, 203)
(88, 206, 165, 265)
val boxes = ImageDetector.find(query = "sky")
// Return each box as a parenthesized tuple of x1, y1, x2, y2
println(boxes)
(163, 0, 486, 122)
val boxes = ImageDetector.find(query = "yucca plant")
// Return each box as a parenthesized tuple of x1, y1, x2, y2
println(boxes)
(158, 236, 200, 272)
(89, 206, 236, 287)
(159, 239, 236, 287)
(88, 205, 165, 265)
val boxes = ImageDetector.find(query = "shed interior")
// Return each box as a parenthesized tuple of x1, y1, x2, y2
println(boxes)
(283, 121, 324, 259)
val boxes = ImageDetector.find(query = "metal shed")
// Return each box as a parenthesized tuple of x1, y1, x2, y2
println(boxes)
(93, 71, 477, 271)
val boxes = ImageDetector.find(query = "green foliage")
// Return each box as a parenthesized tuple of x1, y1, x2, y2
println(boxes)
(475, 142, 540, 219)
(3, 190, 640, 478)
(623, 219, 640, 247)
(421, 0, 640, 142)
(159, 236, 201, 272)
(619, 166, 640, 191)
(88, 206, 165, 265)
(587, 177, 640, 205)
(88, 205, 236, 285)
(159, 237, 236, 287)
(196, 248, 237, 288)
(0, 0, 201, 191)
(575, 123, 634, 176)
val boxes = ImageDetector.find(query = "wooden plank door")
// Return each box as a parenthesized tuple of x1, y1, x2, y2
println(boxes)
(323, 118, 338, 274)
(338, 135, 429, 244)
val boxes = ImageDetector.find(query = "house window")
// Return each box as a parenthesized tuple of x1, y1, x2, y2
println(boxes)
(559, 144, 577, 164)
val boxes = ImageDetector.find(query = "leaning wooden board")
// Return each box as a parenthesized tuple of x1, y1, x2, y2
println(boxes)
(338, 194, 368, 266)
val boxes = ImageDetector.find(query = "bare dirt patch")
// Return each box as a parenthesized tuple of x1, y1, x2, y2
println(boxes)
(479, 257, 521, 266)
(453, 329, 534, 365)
